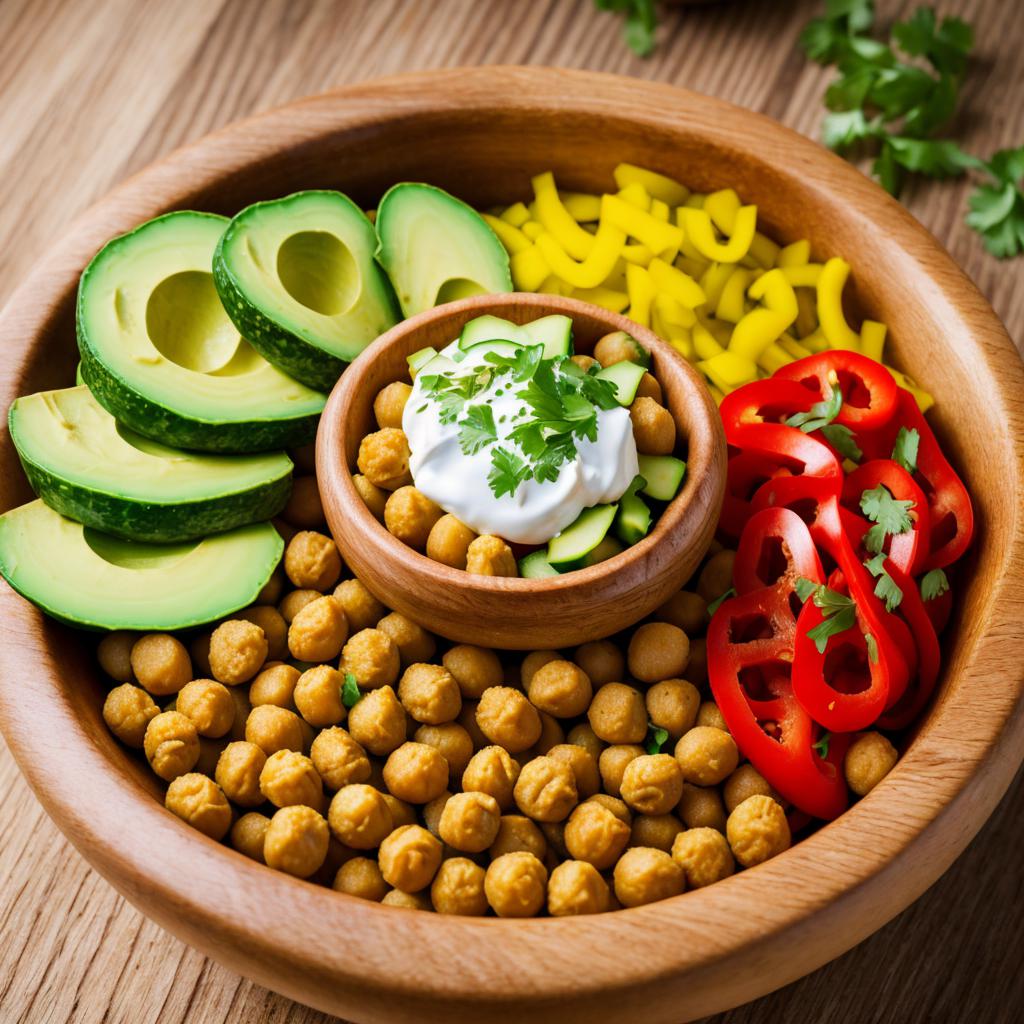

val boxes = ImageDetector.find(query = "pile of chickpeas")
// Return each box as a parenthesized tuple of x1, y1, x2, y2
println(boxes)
(97, 460, 900, 917)
(354, 330, 681, 575)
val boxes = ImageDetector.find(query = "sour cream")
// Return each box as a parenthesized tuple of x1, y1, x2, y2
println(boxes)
(403, 342, 639, 545)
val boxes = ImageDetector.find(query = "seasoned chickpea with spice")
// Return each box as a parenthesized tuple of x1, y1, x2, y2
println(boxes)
(293, 665, 347, 728)
(613, 846, 685, 907)
(249, 663, 299, 710)
(630, 813, 684, 852)
(377, 612, 436, 666)
(844, 731, 898, 796)
(628, 621, 690, 684)
(333, 579, 385, 633)
(398, 663, 461, 725)
(103, 684, 159, 747)
(209, 620, 268, 685)
(514, 756, 577, 822)
(374, 381, 412, 429)
(655, 589, 709, 635)
(382, 889, 433, 910)
(245, 704, 305, 755)
(620, 754, 684, 815)
(144, 711, 199, 781)
(264, 805, 329, 878)
(378, 824, 442, 893)
(548, 860, 610, 916)
(98, 631, 136, 683)
(629, 396, 676, 455)
(333, 857, 388, 901)
(484, 851, 548, 917)
(259, 749, 323, 810)
(594, 330, 647, 367)
(426, 514, 477, 569)
(383, 741, 449, 804)
(573, 640, 624, 686)
(176, 679, 234, 738)
(130, 633, 192, 696)
(310, 727, 371, 790)
(564, 800, 630, 870)
(328, 783, 393, 849)
(288, 595, 348, 663)
(727, 794, 791, 867)
(340, 628, 400, 691)
(588, 683, 647, 744)
(527, 660, 592, 718)
(357, 428, 413, 490)
(598, 743, 644, 798)
(461, 745, 520, 810)
(675, 726, 739, 786)
(231, 812, 269, 862)
(678, 782, 728, 832)
(284, 531, 343, 592)
(278, 588, 320, 624)
(697, 549, 737, 605)
(465, 534, 518, 576)
(215, 740, 267, 807)
(443, 644, 502, 699)
(431, 857, 488, 916)
(346, 685, 407, 756)
(384, 486, 444, 550)
(566, 722, 605, 762)
(439, 791, 502, 852)
(672, 827, 735, 887)
(476, 686, 542, 753)
(414, 722, 474, 782)
(724, 764, 778, 813)
(352, 474, 388, 521)
(696, 699, 728, 732)
(235, 606, 288, 662)
(165, 773, 232, 840)
(547, 743, 601, 799)
(646, 679, 700, 740)
(490, 815, 547, 860)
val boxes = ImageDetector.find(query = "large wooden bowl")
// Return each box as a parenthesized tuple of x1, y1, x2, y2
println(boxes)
(1, 68, 1023, 1024)
(318, 292, 725, 649)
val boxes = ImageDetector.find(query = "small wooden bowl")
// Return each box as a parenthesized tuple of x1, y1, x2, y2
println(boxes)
(317, 293, 725, 649)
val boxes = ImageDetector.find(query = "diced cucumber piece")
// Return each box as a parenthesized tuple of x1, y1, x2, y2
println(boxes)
(614, 475, 652, 545)
(457, 314, 573, 359)
(637, 454, 687, 501)
(417, 353, 460, 378)
(547, 504, 618, 567)
(595, 360, 647, 406)
(582, 535, 625, 566)
(458, 315, 522, 350)
(460, 339, 527, 362)
(518, 550, 560, 579)
(408, 346, 439, 376)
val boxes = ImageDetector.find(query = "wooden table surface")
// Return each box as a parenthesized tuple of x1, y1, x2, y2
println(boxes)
(1, 1, 1022, 1021)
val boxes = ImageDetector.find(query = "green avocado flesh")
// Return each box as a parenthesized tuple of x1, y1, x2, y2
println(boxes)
(9, 386, 293, 542)
(214, 191, 401, 391)
(0, 501, 283, 630)
(77, 210, 326, 453)
(376, 183, 513, 317)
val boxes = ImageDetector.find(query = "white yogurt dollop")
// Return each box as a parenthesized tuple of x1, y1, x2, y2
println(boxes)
(403, 342, 639, 545)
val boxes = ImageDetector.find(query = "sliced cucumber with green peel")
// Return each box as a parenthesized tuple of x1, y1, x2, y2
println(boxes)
(0, 500, 283, 631)
(408, 346, 439, 376)
(614, 475, 653, 545)
(9, 386, 292, 543)
(214, 190, 400, 391)
(458, 314, 573, 359)
(582, 534, 625, 567)
(417, 353, 461, 377)
(518, 550, 560, 579)
(595, 360, 647, 406)
(77, 210, 325, 453)
(459, 339, 524, 363)
(547, 504, 618, 567)
(637, 454, 687, 501)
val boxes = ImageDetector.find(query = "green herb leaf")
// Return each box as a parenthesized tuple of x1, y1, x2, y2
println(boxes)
(864, 631, 879, 664)
(812, 731, 832, 758)
(891, 426, 920, 474)
(920, 567, 950, 601)
(800, 580, 859, 653)
(795, 576, 820, 602)
(966, 147, 1024, 259)
(864, 552, 904, 612)
(707, 587, 736, 617)
(488, 446, 529, 500)
(786, 383, 844, 433)
(341, 673, 363, 709)
(891, 7, 973, 78)
(860, 484, 915, 554)
(884, 136, 980, 179)
(807, 604, 858, 653)
(645, 724, 670, 755)
(821, 423, 863, 462)
(458, 403, 497, 456)
(800, 0, 875, 64)
(593, 0, 658, 57)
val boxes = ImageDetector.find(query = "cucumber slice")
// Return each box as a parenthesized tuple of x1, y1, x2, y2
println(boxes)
(417, 353, 460, 378)
(458, 315, 522, 350)
(595, 360, 647, 406)
(637, 454, 687, 501)
(457, 314, 573, 359)
(460, 339, 526, 362)
(614, 475, 653, 545)
(518, 550, 560, 579)
(547, 504, 618, 567)
(408, 346, 438, 376)
(582, 534, 625, 567)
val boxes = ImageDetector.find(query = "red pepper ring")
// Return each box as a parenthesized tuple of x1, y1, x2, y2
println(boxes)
(774, 350, 899, 431)
(719, 451, 795, 540)
(725, 422, 844, 482)
(719, 378, 818, 433)
(733, 506, 825, 596)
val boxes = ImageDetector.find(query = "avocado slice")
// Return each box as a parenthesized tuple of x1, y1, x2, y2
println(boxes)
(376, 183, 513, 316)
(77, 211, 326, 453)
(9, 386, 293, 543)
(214, 191, 400, 391)
(0, 501, 283, 630)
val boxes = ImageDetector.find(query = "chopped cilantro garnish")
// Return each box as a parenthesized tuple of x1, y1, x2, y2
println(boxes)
(707, 587, 736, 617)
(812, 731, 832, 759)
(786, 383, 843, 433)
(920, 567, 950, 602)
(797, 578, 859, 653)
(488, 446, 529, 499)
(864, 552, 904, 612)
(892, 426, 920, 475)
(645, 724, 670, 755)
(341, 673, 363, 708)
(821, 423, 863, 462)
(860, 483, 915, 554)
(458, 404, 497, 455)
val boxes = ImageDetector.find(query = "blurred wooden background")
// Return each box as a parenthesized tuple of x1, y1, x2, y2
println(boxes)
(1, 1, 1022, 1022)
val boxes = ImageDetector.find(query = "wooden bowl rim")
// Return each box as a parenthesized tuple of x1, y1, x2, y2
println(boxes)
(319, 290, 722, 594)
(0, 66, 1022, 1014)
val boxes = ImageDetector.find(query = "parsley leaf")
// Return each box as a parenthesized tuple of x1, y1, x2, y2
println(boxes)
(821, 423, 863, 462)
(488, 446, 529, 500)
(812, 731, 832, 758)
(807, 605, 858, 653)
(891, 7, 973, 77)
(864, 552, 904, 612)
(341, 673, 363, 709)
(795, 576, 820, 603)
(920, 567, 950, 601)
(800, 0, 875, 64)
(645, 724, 670, 755)
(966, 146, 1024, 259)
(786, 383, 843, 433)
(799, 580, 859, 653)
(707, 587, 736, 617)
(860, 484, 915, 554)
(458, 403, 497, 456)
(593, 0, 658, 57)
(892, 426, 920, 475)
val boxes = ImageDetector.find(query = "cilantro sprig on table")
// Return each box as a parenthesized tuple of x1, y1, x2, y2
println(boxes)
(593, 0, 659, 58)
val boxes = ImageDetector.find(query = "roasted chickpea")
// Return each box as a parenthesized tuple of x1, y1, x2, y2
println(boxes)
(130, 634, 192, 696)
(414, 723, 474, 782)
(289, 665, 344, 728)
(278, 588, 320, 624)
(465, 534, 517, 576)
(614, 846, 685, 907)
(566, 722, 605, 762)
(227, 686, 252, 742)
(249, 663, 299, 710)
(284, 531, 343, 592)
(288, 596, 348, 664)
(724, 764, 778, 813)
(309, 727, 371, 790)
(98, 631, 136, 682)
(540, 821, 568, 860)
(654, 589, 708, 635)
(245, 704, 305, 755)
(634, 371, 663, 404)
(213, 740, 266, 807)
(255, 567, 286, 607)
(382, 794, 417, 829)
(514, 755, 578, 822)
(586, 793, 633, 824)
(727, 795, 791, 867)
(588, 683, 647, 744)
(594, 330, 648, 367)
(443, 645, 502, 699)
(379, 824, 443, 893)
(598, 744, 645, 798)
(547, 744, 601, 799)
(374, 380, 412, 429)
(332, 579, 385, 633)
(426, 514, 476, 569)
(175, 679, 234, 738)
(844, 731, 898, 796)
(548, 860, 610, 916)
(571, 353, 598, 372)
(144, 711, 199, 781)
(398, 663, 461, 725)
(675, 726, 739, 786)
(630, 813, 684, 853)
(422, 791, 451, 837)
(697, 550, 736, 604)
(621, 754, 684, 815)
(696, 700, 728, 732)
(357, 428, 412, 490)
(671, 827, 735, 887)
(231, 812, 269, 862)
(165, 773, 231, 840)
(476, 686, 542, 753)
(385, 486, 444, 552)
(264, 805, 329, 878)
(382, 889, 433, 910)
(338, 628, 399, 691)
(573, 640, 625, 686)
(687, 637, 709, 687)
(333, 856, 388, 901)
(532, 711, 565, 756)
(353, 474, 389, 521)
(678, 783, 727, 832)
(628, 622, 690, 684)
(490, 815, 547, 860)
(461, 745, 521, 810)
(194, 736, 228, 777)
(527, 660, 592, 719)
(383, 742, 449, 804)
(431, 857, 488, 915)
(209, 620, 268, 685)
(328, 783, 393, 849)
(484, 852, 547, 917)
(347, 686, 407, 756)
(234, 606, 288, 662)
(103, 684, 158, 747)
(521, 651, 559, 688)
(629, 397, 675, 455)
(564, 801, 630, 870)
(439, 791, 501, 853)
(259, 749, 323, 810)
(377, 612, 436, 666)
(282, 475, 325, 529)
(457, 701, 489, 750)
(646, 679, 700, 740)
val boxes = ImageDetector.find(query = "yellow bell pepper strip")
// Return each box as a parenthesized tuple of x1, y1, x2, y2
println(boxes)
(621, 243, 656, 265)
(626, 264, 657, 328)
(709, 383, 726, 404)
(570, 286, 630, 313)
(539, 275, 571, 296)
(510, 245, 551, 292)
(801, 328, 829, 352)
(648, 257, 706, 309)
(780, 264, 824, 288)
(521, 220, 543, 242)
(699, 315, 734, 346)
(534, 220, 626, 290)
(675, 254, 710, 279)
(704, 189, 742, 232)
(886, 367, 934, 412)
(699, 350, 760, 394)
(779, 333, 814, 361)
(650, 198, 670, 222)
(860, 320, 887, 362)
(653, 292, 697, 329)
(699, 262, 735, 310)
(794, 288, 818, 339)
(602, 194, 683, 258)
(693, 321, 726, 360)
(482, 214, 531, 256)
(683, 193, 707, 208)
(817, 257, 863, 351)
(532, 172, 596, 261)
(613, 163, 690, 207)
(716, 267, 756, 323)
(777, 239, 811, 267)
(747, 233, 781, 269)
(680, 204, 758, 263)
(500, 202, 530, 227)
(665, 326, 695, 360)
(615, 182, 652, 212)
(560, 191, 602, 222)
(757, 342, 796, 374)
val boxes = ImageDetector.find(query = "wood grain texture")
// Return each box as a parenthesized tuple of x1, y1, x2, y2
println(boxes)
(0, 2, 1021, 1023)
(320, 293, 725, 649)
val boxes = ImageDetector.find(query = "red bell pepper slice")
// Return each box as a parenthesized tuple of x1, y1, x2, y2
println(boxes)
(719, 378, 818, 433)
(733, 504, 824, 594)
(923, 585, 953, 635)
(719, 451, 794, 540)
